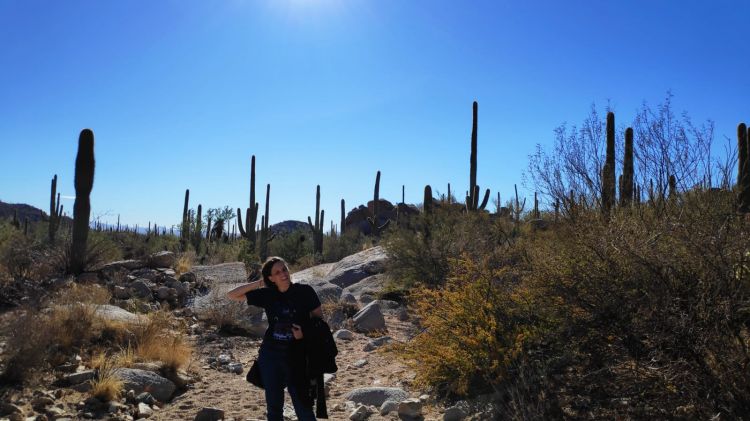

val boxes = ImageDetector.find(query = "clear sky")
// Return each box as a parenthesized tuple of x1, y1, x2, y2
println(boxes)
(1, 0, 749, 230)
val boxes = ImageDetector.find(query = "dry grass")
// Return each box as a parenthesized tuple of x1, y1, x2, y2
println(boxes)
(175, 251, 195, 276)
(89, 353, 124, 402)
(129, 310, 192, 371)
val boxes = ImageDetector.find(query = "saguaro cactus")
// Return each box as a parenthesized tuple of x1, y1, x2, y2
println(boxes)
(620, 127, 634, 207)
(340, 199, 346, 236)
(237, 155, 259, 253)
(738, 123, 750, 213)
(193, 204, 203, 252)
(49, 174, 63, 242)
(258, 184, 274, 261)
(423, 185, 433, 214)
(307, 185, 324, 256)
(181, 189, 190, 249)
(367, 171, 390, 236)
(70, 129, 95, 274)
(466, 101, 490, 211)
(601, 112, 616, 215)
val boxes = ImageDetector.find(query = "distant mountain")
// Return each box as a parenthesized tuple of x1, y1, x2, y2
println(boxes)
(0, 201, 47, 223)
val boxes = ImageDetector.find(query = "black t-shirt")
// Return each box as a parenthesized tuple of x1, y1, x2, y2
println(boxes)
(245, 283, 321, 344)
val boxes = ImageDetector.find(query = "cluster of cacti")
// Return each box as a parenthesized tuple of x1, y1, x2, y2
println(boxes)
(600, 112, 648, 215)
(367, 171, 390, 236)
(70, 129, 95, 275)
(737, 123, 750, 213)
(48, 174, 63, 242)
(237, 155, 260, 253)
(466, 101, 490, 212)
(307, 185, 324, 256)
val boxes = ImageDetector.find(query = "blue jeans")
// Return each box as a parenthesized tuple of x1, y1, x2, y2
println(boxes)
(258, 344, 316, 421)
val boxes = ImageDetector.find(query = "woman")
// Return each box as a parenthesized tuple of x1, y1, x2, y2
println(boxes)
(227, 256, 322, 421)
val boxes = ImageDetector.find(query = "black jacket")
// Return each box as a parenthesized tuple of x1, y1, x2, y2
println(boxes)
(298, 317, 338, 418)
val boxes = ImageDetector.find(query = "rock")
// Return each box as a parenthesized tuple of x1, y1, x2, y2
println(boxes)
(94, 305, 145, 324)
(363, 336, 392, 352)
(179, 272, 197, 284)
(326, 247, 387, 288)
(397, 398, 423, 418)
(352, 302, 385, 333)
(136, 393, 156, 405)
(130, 280, 153, 299)
(0, 402, 23, 415)
(352, 359, 368, 368)
(191, 263, 247, 284)
(8, 413, 24, 421)
(342, 274, 389, 302)
(308, 281, 343, 303)
(136, 402, 153, 418)
(340, 293, 357, 304)
(148, 251, 175, 269)
(113, 369, 176, 402)
(31, 396, 54, 410)
(349, 404, 372, 421)
(100, 260, 144, 271)
(61, 370, 96, 385)
(333, 329, 354, 340)
(442, 405, 466, 421)
(112, 286, 131, 300)
(344, 387, 408, 407)
(193, 407, 225, 421)
(226, 362, 243, 374)
(379, 400, 398, 415)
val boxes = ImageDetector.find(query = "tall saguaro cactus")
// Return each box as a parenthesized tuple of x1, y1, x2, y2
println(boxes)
(620, 127, 635, 207)
(368, 171, 390, 236)
(180, 189, 190, 250)
(308, 185, 324, 256)
(340, 199, 346, 236)
(466, 101, 490, 211)
(70, 129, 95, 274)
(601, 112, 616, 215)
(258, 184, 273, 261)
(738, 123, 750, 213)
(49, 174, 63, 243)
(237, 155, 260, 253)
(193, 204, 203, 252)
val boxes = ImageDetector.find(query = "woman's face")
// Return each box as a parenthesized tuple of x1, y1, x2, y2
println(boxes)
(269, 261, 291, 292)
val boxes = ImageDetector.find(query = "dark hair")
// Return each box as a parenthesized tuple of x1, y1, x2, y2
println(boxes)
(261, 256, 289, 290)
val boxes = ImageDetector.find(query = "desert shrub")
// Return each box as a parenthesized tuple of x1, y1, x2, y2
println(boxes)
(323, 230, 368, 263)
(383, 208, 514, 291)
(395, 254, 544, 398)
(519, 189, 750, 418)
(268, 228, 312, 265)
(175, 251, 195, 275)
(0, 308, 53, 384)
(129, 310, 192, 371)
(203, 239, 242, 264)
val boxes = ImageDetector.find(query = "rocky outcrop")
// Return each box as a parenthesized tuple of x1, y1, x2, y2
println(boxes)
(113, 368, 176, 402)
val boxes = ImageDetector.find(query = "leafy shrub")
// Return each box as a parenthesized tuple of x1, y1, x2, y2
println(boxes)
(395, 254, 543, 397)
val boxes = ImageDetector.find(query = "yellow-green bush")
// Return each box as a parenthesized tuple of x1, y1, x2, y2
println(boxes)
(396, 254, 544, 397)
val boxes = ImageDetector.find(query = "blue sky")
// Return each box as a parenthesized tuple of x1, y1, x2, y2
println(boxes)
(1, 0, 749, 230)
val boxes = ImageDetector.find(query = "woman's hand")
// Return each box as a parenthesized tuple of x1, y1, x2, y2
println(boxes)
(292, 324, 303, 340)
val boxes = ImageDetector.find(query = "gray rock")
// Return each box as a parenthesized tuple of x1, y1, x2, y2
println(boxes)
(380, 400, 398, 415)
(309, 281, 343, 303)
(191, 263, 247, 284)
(113, 369, 176, 402)
(136, 402, 153, 418)
(112, 286, 131, 300)
(326, 246, 387, 288)
(397, 398, 423, 418)
(352, 302, 385, 333)
(193, 407, 225, 421)
(344, 387, 408, 407)
(61, 370, 96, 385)
(349, 404, 372, 421)
(227, 362, 243, 374)
(364, 336, 392, 352)
(352, 359, 368, 368)
(100, 260, 144, 271)
(342, 274, 389, 301)
(130, 280, 153, 299)
(94, 305, 145, 324)
(148, 251, 175, 269)
(340, 293, 357, 304)
(442, 406, 467, 421)
(333, 329, 354, 340)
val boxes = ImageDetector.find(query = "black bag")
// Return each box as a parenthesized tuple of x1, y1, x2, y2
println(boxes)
(246, 359, 263, 388)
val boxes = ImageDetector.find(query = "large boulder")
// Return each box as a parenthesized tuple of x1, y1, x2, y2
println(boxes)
(294, 246, 387, 290)
(94, 304, 145, 324)
(192, 284, 267, 336)
(191, 262, 248, 284)
(148, 251, 175, 269)
(342, 274, 390, 301)
(352, 301, 386, 333)
(113, 368, 176, 402)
